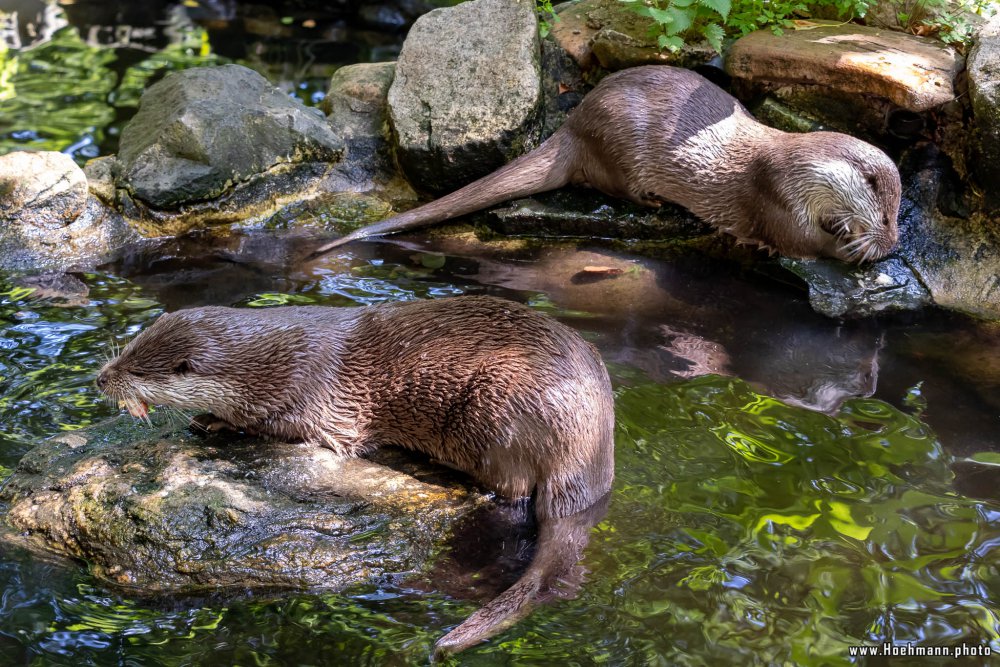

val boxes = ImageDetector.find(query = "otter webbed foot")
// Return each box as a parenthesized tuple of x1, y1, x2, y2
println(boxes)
(189, 413, 241, 435)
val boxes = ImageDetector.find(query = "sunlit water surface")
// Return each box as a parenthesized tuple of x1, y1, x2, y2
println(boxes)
(0, 233, 998, 666)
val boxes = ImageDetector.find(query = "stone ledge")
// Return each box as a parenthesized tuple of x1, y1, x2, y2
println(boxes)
(725, 21, 962, 112)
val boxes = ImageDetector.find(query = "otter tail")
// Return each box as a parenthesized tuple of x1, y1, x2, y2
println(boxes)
(432, 494, 608, 658)
(307, 133, 574, 259)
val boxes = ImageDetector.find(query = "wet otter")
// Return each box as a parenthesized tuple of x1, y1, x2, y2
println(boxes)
(310, 65, 900, 263)
(97, 296, 615, 656)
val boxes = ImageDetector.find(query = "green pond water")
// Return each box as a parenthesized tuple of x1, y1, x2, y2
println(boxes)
(1, 2, 999, 665)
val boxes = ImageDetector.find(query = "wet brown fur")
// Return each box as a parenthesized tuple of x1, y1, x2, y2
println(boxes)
(98, 296, 615, 656)
(311, 65, 901, 263)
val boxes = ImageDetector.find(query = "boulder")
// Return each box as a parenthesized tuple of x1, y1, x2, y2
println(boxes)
(116, 64, 344, 210)
(0, 414, 485, 592)
(725, 21, 962, 112)
(388, 0, 542, 193)
(0, 151, 137, 271)
(0, 151, 87, 229)
(320, 62, 417, 205)
(968, 14, 1000, 212)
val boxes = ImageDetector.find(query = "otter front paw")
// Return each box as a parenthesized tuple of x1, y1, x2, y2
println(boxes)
(189, 414, 239, 434)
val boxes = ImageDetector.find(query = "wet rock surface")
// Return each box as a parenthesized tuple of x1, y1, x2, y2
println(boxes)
(388, 0, 542, 193)
(482, 188, 712, 242)
(0, 414, 485, 592)
(116, 64, 344, 211)
(779, 257, 931, 319)
(894, 146, 1000, 320)
(968, 15, 1000, 212)
(0, 151, 137, 271)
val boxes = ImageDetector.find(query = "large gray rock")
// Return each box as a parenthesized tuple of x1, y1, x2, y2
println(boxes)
(0, 151, 137, 271)
(968, 15, 1000, 212)
(117, 64, 344, 210)
(388, 0, 542, 193)
(0, 414, 484, 591)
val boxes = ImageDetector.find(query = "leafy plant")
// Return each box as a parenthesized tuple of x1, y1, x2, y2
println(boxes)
(890, 0, 998, 45)
(535, 0, 559, 37)
(618, 0, 990, 53)
(621, 0, 731, 52)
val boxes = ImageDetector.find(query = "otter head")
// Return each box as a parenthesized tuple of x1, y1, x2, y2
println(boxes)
(97, 308, 307, 425)
(793, 133, 901, 263)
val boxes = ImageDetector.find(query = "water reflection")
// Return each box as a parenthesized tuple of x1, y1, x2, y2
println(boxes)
(0, 0, 416, 161)
(2, 231, 1000, 663)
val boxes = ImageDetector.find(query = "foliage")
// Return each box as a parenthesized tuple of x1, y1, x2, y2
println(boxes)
(620, 0, 995, 53)
(888, 0, 997, 45)
(535, 0, 559, 37)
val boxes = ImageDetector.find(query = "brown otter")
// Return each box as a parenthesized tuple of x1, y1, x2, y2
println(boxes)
(97, 296, 615, 656)
(310, 65, 901, 263)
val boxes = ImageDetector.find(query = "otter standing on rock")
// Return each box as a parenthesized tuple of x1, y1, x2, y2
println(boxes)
(310, 65, 901, 263)
(97, 296, 615, 656)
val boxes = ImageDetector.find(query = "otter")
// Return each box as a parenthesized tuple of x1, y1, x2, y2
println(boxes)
(309, 65, 901, 263)
(97, 296, 615, 656)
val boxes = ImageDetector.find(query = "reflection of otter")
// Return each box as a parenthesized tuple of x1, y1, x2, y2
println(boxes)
(657, 325, 882, 414)
(97, 296, 615, 656)
(311, 65, 901, 263)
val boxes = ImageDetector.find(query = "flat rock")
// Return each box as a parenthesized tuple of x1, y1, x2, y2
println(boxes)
(388, 0, 542, 193)
(117, 64, 344, 210)
(725, 21, 962, 112)
(0, 414, 485, 592)
(968, 14, 1000, 212)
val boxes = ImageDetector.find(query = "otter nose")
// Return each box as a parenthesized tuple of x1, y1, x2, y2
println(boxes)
(96, 371, 109, 389)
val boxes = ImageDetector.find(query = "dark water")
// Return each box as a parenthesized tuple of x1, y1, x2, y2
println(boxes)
(1, 2, 999, 665)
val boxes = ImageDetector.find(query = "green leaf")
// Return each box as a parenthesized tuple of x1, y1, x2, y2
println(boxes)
(665, 6, 694, 34)
(647, 7, 675, 25)
(702, 22, 725, 52)
(698, 0, 731, 20)
(657, 34, 684, 51)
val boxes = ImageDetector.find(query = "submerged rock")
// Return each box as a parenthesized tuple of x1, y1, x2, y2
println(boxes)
(0, 414, 484, 591)
(388, 0, 542, 193)
(0, 151, 137, 271)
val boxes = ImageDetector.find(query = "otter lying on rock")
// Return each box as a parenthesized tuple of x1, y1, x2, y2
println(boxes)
(310, 65, 901, 263)
(97, 296, 615, 656)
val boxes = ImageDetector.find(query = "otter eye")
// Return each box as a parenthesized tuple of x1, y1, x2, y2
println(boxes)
(173, 360, 191, 374)
(866, 175, 879, 192)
